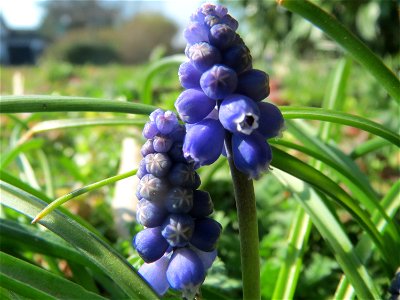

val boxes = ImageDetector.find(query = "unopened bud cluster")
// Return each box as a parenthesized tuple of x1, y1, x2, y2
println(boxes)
(134, 109, 221, 298)
(176, 3, 284, 179)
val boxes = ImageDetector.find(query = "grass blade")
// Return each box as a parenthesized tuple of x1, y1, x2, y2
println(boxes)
(0, 95, 157, 115)
(277, 0, 400, 102)
(350, 137, 392, 159)
(0, 181, 159, 299)
(281, 107, 400, 146)
(32, 169, 137, 223)
(0, 252, 107, 300)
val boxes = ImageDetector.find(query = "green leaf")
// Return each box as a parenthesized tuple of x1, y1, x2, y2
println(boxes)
(350, 137, 391, 159)
(0, 95, 157, 115)
(277, 0, 400, 102)
(19, 117, 147, 144)
(141, 54, 186, 105)
(270, 146, 392, 270)
(280, 107, 400, 147)
(0, 139, 44, 169)
(0, 181, 159, 299)
(272, 169, 380, 299)
(32, 169, 137, 223)
(0, 251, 107, 300)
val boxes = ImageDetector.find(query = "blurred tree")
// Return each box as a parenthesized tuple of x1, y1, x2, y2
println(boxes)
(39, 0, 120, 40)
(117, 13, 177, 64)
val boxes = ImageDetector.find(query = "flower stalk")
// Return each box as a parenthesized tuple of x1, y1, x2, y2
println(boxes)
(225, 134, 260, 300)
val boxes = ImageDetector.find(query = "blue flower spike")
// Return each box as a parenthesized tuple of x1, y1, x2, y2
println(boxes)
(132, 108, 221, 298)
(176, 2, 283, 180)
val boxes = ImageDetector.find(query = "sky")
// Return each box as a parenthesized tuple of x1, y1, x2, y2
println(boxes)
(0, 0, 202, 29)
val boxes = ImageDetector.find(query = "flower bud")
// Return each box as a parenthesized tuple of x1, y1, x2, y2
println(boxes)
(168, 163, 196, 187)
(143, 121, 158, 139)
(183, 118, 225, 168)
(145, 153, 172, 178)
(137, 199, 167, 228)
(165, 187, 194, 213)
(187, 42, 221, 72)
(236, 69, 270, 102)
(184, 22, 209, 44)
(200, 65, 238, 100)
(162, 214, 194, 247)
(209, 24, 236, 50)
(189, 190, 213, 218)
(133, 227, 169, 263)
(178, 62, 202, 89)
(139, 174, 169, 202)
(190, 218, 222, 252)
(156, 110, 178, 135)
(222, 44, 252, 74)
(153, 135, 173, 153)
(141, 139, 155, 157)
(257, 102, 285, 139)
(175, 89, 215, 124)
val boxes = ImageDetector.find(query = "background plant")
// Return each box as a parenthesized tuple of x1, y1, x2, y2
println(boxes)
(1, 1, 399, 299)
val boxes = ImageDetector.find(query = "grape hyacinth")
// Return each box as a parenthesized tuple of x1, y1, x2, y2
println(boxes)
(133, 109, 221, 298)
(176, 3, 285, 179)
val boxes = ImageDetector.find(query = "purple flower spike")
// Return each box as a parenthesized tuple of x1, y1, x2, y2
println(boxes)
(209, 24, 236, 50)
(187, 42, 221, 72)
(136, 199, 167, 228)
(139, 255, 170, 296)
(175, 89, 216, 124)
(183, 118, 225, 168)
(184, 22, 209, 44)
(232, 132, 272, 179)
(178, 62, 202, 89)
(166, 248, 205, 298)
(143, 121, 158, 139)
(200, 65, 237, 100)
(190, 218, 222, 252)
(219, 94, 260, 135)
(257, 102, 285, 139)
(162, 214, 194, 247)
(133, 227, 169, 263)
(156, 111, 178, 135)
(236, 69, 270, 102)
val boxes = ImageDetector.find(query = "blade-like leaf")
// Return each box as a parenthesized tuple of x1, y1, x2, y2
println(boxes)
(0, 95, 157, 115)
(270, 147, 392, 269)
(272, 169, 380, 299)
(0, 251, 106, 300)
(277, 0, 400, 102)
(280, 107, 400, 147)
(142, 54, 186, 105)
(0, 181, 159, 299)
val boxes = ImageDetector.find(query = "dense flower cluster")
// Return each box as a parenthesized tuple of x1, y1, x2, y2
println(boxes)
(176, 3, 284, 179)
(133, 109, 221, 298)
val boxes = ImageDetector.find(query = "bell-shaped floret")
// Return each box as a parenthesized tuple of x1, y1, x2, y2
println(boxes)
(166, 248, 205, 298)
(191, 246, 218, 270)
(236, 69, 270, 102)
(183, 118, 225, 168)
(232, 132, 272, 179)
(162, 214, 194, 247)
(219, 94, 260, 135)
(175, 89, 215, 124)
(138, 255, 170, 296)
(200, 65, 237, 100)
(190, 218, 222, 252)
(133, 227, 169, 263)
(256, 102, 285, 139)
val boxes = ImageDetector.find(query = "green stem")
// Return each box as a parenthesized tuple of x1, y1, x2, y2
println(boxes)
(277, 0, 400, 103)
(225, 135, 260, 300)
